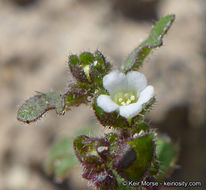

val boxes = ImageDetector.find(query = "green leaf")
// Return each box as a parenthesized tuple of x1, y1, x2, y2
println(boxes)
(17, 92, 64, 124)
(155, 136, 177, 181)
(114, 135, 155, 181)
(45, 138, 78, 182)
(123, 14, 175, 72)
(17, 84, 88, 124)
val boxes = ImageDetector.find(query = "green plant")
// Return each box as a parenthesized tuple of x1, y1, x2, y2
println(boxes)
(17, 15, 177, 190)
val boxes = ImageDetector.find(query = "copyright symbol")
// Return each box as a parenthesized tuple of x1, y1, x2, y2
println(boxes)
(122, 181, 127, 186)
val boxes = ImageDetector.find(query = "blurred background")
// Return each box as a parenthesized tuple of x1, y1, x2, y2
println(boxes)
(0, 0, 206, 189)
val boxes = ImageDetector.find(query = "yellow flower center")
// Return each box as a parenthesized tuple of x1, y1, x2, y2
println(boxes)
(112, 91, 138, 106)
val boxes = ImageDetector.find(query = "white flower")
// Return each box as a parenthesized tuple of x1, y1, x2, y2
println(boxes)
(96, 70, 154, 119)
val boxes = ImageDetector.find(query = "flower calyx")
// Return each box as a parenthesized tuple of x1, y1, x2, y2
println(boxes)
(73, 135, 118, 190)
(68, 50, 111, 87)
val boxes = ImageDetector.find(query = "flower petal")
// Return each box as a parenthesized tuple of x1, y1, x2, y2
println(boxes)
(103, 70, 127, 95)
(138, 85, 154, 105)
(97, 95, 119, 113)
(119, 103, 142, 119)
(126, 71, 147, 92)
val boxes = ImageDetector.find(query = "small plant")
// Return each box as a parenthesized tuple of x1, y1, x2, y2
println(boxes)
(17, 15, 177, 190)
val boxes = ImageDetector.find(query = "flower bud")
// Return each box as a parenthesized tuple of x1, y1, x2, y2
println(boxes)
(68, 51, 111, 85)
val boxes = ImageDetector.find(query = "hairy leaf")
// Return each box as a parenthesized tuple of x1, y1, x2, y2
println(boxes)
(17, 92, 64, 123)
(17, 84, 88, 124)
(114, 135, 155, 181)
(123, 14, 175, 72)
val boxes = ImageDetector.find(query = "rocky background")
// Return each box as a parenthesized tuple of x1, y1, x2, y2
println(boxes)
(0, 0, 206, 189)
